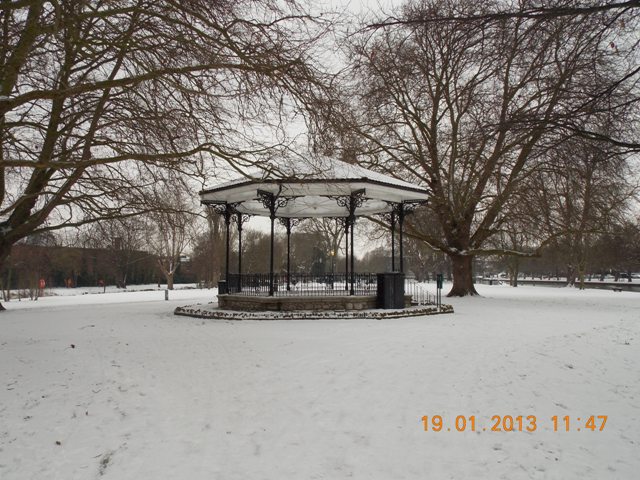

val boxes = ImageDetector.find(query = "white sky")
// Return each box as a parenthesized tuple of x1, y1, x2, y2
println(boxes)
(321, 0, 402, 14)
(205, 1, 408, 253)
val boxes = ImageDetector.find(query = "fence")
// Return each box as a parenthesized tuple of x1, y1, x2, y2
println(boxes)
(223, 273, 441, 307)
(405, 279, 438, 306)
(226, 273, 378, 296)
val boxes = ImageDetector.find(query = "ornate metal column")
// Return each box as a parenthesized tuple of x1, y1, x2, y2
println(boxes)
(390, 210, 396, 272)
(381, 208, 398, 272)
(398, 203, 405, 274)
(278, 217, 302, 291)
(343, 219, 349, 291)
(350, 214, 355, 294)
(335, 190, 365, 295)
(258, 190, 289, 296)
(211, 202, 235, 286)
(396, 201, 420, 274)
(235, 212, 250, 291)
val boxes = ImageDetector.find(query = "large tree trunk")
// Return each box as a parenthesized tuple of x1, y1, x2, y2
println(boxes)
(448, 254, 478, 297)
(509, 257, 519, 287)
(577, 258, 587, 290)
(167, 273, 174, 290)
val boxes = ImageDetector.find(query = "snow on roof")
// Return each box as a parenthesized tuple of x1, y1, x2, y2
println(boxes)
(199, 155, 429, 217)
(202, 155, 425, 193)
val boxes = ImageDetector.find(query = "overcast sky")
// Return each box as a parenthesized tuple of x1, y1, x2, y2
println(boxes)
(312, 0, 404, 22)
(209, 1, 409, 252)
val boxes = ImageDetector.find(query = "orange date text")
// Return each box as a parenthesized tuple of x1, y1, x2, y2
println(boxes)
(421, 415, 607, 432)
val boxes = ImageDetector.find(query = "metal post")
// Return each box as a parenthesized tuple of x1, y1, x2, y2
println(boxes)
(209, 202, 237, 294)
(286, 218, 291, 291)
(350, 217, 355, 295)
(269, 214, 275, 296)
(344, 221, 349, 291)
(390, 210, 396, 272)
(347, 191, 365, 296)
(236, 212, 243, 292)
(333, 190, 365, 294)
(257, 190, 285, 298)
(399, 203, 405, 274)
(224, 208, 231, 283)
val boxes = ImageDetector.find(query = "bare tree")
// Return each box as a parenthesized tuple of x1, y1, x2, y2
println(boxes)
(147, 179, 200, 290)
(0, 0, 330, 308)
(366, 0, 640, 152)
(595, 218, 640, 277)
(370, 0, 640, 26)
(81, 217, 151, 288)
(298, 218, 344, 258)
(525, 137, 637, 288)
(341, 0, 639, 296)
(191, 209, 225, 287)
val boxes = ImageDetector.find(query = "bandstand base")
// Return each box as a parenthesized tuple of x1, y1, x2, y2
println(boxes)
(174, 302, 453, 320)
(216, 294, 412, 312)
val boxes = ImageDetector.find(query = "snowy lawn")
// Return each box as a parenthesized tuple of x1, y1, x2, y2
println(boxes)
(0, 285, 638, 479)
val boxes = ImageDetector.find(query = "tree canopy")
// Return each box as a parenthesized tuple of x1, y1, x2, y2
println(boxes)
(0, 0, 329, 283)
(339, 0, 639, 295)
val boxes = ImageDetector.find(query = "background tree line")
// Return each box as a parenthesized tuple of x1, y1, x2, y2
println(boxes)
(314, 0, 639, 296)
(3, 204, 637, 298)
(1, 0, 638, 302)
(0, 0, 329, 308)
(0, 216, 201, 299)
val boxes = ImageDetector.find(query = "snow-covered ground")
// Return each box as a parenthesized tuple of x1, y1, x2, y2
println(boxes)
(1, 284, 638, 479)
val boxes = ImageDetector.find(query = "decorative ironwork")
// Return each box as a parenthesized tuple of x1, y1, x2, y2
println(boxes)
(402, 200, 424, 216)
(331, 189, 366, 222)
(235, 212, 251, 286)
(277, 217, 306, 291)
(226, 273, 378, 297)
(387, 201, 400, 219)
(333, 195, 350, 210)
(348, 189, 366, 226)
(257, 190, 292, 220)
(378, 208, 397, 228)
(235, 212, 251, 231)
(257, 190, 295, 296)
(379, 208, 398, 272)
(331, 191, 368, 295)
(209, 203, 228, 215)
(204, 202, 240, 283)
(225, 274, 438, 306)
(207, 202, 240, 225)
(278, 217, 305, 234)
(277, 196, 292, 210)
(257, 190, 275, 216)
(350, 189, 367, 208)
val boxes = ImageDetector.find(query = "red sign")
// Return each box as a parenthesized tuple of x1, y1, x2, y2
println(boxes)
(39, 278, 46, 290)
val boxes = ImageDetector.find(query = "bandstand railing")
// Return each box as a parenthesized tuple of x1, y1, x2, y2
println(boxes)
(227, 273, 378, 297)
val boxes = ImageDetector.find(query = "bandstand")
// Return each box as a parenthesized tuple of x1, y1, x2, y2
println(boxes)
(199, 156, 430, 311)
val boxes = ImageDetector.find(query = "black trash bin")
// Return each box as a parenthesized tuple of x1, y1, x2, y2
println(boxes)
(218, 280, 228, 294)
(377, 272, 405, 309)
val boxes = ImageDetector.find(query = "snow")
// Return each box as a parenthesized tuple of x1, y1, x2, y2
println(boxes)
(202, 155, 425, 192)
(1, 284, 639, 479)
(3, 284, 204, 308)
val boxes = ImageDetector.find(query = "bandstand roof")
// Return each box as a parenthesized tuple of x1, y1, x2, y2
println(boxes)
(199, 156, 429, 218)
